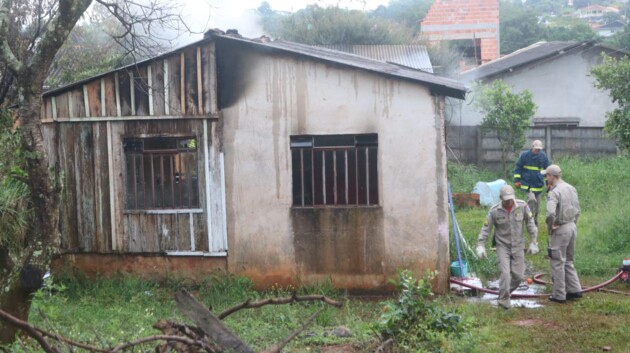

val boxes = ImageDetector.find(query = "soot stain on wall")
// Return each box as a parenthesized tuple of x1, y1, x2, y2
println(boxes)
(291, 208, 385, 275)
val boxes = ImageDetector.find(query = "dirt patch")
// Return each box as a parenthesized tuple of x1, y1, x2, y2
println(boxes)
(510, 319, 560, 328)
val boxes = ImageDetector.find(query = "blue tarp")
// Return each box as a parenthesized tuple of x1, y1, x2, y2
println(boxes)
(472, 179, 506, 206)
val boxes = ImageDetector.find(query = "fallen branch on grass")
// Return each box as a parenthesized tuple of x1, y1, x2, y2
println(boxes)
(218, 293, 343, 319)
(0, 309, 61, 353)
(0, 289, 344, 353)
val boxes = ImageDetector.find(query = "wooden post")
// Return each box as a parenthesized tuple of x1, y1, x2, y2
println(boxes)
(175, 290, 256, 353)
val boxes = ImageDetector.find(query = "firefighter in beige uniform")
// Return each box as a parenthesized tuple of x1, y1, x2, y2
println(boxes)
(476, 185, 539, 309)
(542, 164, 583, 303)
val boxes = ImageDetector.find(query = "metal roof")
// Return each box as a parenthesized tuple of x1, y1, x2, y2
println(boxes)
(319, 45, 433, 73)
(209, 32, 465, 99)
(44, 31, 466, 100)
(459, 41, 586, 82)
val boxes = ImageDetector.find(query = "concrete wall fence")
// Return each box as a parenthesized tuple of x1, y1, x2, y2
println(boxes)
(446, 125, 618, 170)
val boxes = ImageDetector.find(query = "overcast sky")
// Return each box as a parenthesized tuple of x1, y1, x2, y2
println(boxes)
(178, 0, 390, 44)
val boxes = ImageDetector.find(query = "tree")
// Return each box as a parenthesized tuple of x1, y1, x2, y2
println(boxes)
(260, 4, 413, 45)
(500, 0, 546, 54)
(524, 0, 566, 15)
(604, 23, 630, 49)
(0, 0, 185, 343)
(591, 54, 630, 153)
(544, 17, 599, 42)
(474, 81, 537, 176)
(46, 10, 130, 88)
(370, 0, 434, 36)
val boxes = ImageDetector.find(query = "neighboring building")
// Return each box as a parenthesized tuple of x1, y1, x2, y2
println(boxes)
(44, 30, 466, 293)
(448, 41, 624, 167)
(576, 5, 620, 23)
(320, 45, 434, 72)
(419, 0, 500, 67)
(594, 20, 626, 37)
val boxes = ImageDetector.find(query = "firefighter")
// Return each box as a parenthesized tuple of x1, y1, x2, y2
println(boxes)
(542, 164, 582, 303)
(476, 185, 539, 309)
(513, 140, 551, 225)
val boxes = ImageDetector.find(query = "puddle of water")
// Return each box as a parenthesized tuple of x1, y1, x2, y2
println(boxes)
(452, 277, 547, 308)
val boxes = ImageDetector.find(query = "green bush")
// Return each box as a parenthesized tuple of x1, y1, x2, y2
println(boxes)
(0, 109, 30, 252)
(375, 270, 475, 352)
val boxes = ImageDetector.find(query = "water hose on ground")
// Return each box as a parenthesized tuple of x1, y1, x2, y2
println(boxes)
(449, 270, 624, 299)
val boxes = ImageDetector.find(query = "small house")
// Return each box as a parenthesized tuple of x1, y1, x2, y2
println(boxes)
(45, 30, 466, 293)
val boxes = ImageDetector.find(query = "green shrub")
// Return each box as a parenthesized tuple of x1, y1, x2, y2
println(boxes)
(0, 109, 30, 252)
(375, 270, 474, 352)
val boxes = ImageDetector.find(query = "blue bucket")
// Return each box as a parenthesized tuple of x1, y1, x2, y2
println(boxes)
(450, 260, 469, 277)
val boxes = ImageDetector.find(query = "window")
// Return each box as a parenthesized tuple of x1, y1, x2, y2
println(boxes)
(291, 134, 378, 207)
(123, 136, 199, 210)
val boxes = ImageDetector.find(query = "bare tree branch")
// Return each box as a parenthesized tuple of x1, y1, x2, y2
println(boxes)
(111, 335, 204, 353)
(30, 0, 93, 75)
(93, 0, 186, 62)
(0, 0, 23, 73)
(375, 338, 394, 353)
(0, 309, 61, 353)
(261, 307, 325, 353)
(218, 293, 344, 319)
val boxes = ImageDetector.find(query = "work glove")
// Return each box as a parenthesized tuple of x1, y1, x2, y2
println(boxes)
(527, 242, 539, 255)
(476, 245, 487, 259)
(514, 181, 521, 189)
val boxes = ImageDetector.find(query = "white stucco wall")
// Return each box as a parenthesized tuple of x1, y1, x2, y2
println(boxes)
(460, 46, 617, 127)
(221, 49, 450, 290)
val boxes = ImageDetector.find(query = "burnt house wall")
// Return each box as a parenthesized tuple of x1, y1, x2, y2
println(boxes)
(41, 40, 226, 255)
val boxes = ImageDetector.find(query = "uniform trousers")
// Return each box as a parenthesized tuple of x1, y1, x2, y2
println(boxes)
(496, 245, 525, 308)
(548, 222, 582, 300)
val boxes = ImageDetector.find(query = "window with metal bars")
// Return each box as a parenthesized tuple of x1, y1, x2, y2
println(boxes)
(123, 137, 200, 210)
(290, 134, 378, 208)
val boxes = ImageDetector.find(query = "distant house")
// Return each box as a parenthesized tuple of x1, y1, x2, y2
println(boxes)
(594, 20, 626, 37)
(576, 5, 620, 23)
(447, 41, 626, 167)
(44, 30, 466, 293)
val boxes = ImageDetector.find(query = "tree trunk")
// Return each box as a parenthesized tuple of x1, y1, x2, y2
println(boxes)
(0, 68, 61, 344)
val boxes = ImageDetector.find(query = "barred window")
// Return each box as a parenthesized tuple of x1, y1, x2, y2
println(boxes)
(290, 134, 378, 208)
(123, 137, 199, 210)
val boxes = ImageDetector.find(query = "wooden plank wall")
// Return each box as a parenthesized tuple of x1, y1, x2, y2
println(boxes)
(40, 40, 221, 254)
(41, 41, 218, 121)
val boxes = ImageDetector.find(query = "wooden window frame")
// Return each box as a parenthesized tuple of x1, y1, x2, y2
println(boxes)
(123, 136, 200, 211)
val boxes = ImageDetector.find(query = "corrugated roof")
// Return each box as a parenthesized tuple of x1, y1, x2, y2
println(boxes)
(319, 45, 433, 73)
(210, 32, 465, 99)
(44, 31, 467, 99)
(460, 41, 586, 81)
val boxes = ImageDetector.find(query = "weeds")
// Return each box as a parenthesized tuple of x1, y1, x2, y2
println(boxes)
(375, 270, 475, 352)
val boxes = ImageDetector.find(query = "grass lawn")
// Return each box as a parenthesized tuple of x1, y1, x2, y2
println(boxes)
(4, 156, 630, 352)
(14, 269, 630, 353)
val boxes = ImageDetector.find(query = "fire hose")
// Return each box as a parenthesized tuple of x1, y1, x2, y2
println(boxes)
(449, 270, 624, 299)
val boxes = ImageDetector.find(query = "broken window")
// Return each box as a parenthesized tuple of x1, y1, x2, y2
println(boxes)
(291, 134, 378, 208)
(123, 136, 199, 210)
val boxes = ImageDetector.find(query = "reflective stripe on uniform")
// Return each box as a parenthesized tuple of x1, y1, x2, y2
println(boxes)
(518, 184, 545, 192)
(524, 165, 542, 171)
(514, 174, 521, 179)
